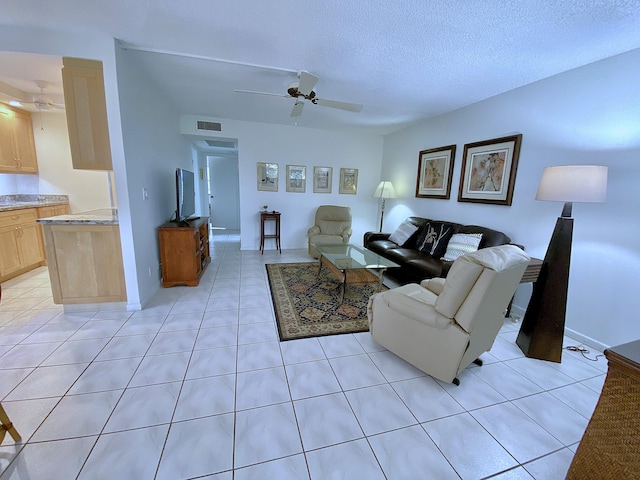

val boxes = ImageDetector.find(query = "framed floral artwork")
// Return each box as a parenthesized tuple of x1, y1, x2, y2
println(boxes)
(416, 144, 456, 199)
(458, 134, 522, 205)
(257, 162, 278, 192)
(286, 164, 306, 193)
(339, 168, 358, 194)
(313, 166, 332, 193)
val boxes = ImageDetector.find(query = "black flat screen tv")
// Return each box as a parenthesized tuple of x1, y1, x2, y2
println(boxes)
(176, 168, 196, 222)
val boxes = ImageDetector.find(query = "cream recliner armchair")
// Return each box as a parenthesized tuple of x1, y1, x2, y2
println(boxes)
(368, 245, 530, 385)
(308, 205, 352, 258)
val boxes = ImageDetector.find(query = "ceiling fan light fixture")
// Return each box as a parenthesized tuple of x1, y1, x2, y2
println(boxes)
(236, 69, 362, 118)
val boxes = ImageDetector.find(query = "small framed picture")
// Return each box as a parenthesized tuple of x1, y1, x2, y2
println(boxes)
(313, 166, 332, 193)
(286, 164, 306, 193)
(416, 145, 456, 199)
(458, 134, 522, 205)
(339, 168, 358, 194)
(257, 162, 278, 192)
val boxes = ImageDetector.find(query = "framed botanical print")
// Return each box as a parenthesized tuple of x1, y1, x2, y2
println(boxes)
(416, 144, 456, 199)
(339, 168, 358, 194)
(458, 134, 522, 205)
(286, 164, 306, 193)
(313, 166, 332, 193)
(257, 162, 278, 192)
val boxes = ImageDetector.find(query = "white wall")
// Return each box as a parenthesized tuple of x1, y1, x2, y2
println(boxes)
(180, 116, 384, 251)
(381, 48, 640, 349)
(32, 111, 111, 212)
(114, 46, 188, 306)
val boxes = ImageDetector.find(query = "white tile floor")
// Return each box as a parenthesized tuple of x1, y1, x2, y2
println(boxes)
(0, 230, 608, 480)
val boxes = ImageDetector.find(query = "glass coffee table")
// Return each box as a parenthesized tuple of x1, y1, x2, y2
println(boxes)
(312, 243, 400, 303)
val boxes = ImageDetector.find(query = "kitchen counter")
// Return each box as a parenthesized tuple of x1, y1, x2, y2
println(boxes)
(0, 194, 69, 212)
(39, 211, 126, 305)
(37, 208, 118, 225)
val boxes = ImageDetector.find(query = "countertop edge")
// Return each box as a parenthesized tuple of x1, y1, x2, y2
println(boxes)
(0, 201, 70, 213)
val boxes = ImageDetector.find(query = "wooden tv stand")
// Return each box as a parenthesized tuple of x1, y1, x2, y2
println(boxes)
(158, 217, 210, 287)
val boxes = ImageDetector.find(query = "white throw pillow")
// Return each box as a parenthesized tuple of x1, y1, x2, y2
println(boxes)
(441, 233, 483, 261)
(388, 221, 419, 246)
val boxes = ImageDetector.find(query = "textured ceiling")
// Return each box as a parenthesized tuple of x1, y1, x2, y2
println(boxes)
(1, 0, 640, 133)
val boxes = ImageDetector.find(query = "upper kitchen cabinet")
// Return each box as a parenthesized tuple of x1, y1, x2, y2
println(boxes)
(0, 104, 38, 174)
(61, 57, 113, 171)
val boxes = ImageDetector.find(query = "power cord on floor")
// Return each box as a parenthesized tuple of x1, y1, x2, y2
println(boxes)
(564, 345, 604, 362)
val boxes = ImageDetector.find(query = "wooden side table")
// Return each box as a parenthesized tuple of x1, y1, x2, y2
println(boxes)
(260, 211, 281, 254)
(567, 339, 640, 478)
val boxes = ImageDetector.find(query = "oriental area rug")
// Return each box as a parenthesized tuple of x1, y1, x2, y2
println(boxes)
(266, 262, 386, 341)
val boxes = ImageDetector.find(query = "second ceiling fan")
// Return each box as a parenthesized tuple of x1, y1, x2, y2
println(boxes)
(235, 70, 363, 117)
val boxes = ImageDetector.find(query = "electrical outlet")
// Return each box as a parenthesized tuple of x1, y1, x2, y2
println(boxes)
(142, 188, 149, 200)
(148, 266, 152, 278)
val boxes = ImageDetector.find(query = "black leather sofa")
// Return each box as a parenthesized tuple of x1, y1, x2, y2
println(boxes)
(364, 216, 512, 284)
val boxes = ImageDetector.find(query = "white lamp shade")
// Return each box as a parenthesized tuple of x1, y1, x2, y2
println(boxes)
(536, 165, 607, 203)
(373, 181, 396, 199)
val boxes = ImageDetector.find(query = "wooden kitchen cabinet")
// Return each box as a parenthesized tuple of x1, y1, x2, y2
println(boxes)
(61, 57, 113, 171)
(37, 204, 70, 260)
(0, 104, 38, 174)
(0, 209, 44, 281)
(37, 204, 70, 219)
(158, 217, 210, 287)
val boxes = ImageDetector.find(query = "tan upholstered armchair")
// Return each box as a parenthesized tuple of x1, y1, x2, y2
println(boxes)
(308, 205, 352, 258)
(368, 245, 530, 385)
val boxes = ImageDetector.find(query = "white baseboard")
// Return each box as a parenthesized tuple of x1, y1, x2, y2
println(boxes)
(564, 327, 610, 353)
(509, 302, 610, 353)
(136, 283, 161, 311)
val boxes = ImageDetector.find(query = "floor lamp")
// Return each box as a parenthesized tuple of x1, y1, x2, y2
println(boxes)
(516, 165, 607, 362)
(373, 181, 396, 232)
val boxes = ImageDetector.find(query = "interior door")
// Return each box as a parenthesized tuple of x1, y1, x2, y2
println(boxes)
(207, 155, 240, 229)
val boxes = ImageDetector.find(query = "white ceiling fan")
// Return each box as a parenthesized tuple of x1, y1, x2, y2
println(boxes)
(235, 71, 363, 118)
(16, 80, 65, 110)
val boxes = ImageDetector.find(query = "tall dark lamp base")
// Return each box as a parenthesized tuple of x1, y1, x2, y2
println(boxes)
(516, 211, 573, 363)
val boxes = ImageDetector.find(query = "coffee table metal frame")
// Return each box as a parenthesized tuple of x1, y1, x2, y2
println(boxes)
(312, 243, 399, 303)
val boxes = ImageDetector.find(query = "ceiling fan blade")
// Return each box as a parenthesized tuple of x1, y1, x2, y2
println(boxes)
(290, 100, 304, 117)
(315, 98, 363, 113)
(297, 71, 319, 96)
(234, 89, 289, 98)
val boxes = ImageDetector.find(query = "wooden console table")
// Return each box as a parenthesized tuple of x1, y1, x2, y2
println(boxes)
(158, 217, 210, 287)
(567, 339, 640, 478)
(260, 211, 281, 254)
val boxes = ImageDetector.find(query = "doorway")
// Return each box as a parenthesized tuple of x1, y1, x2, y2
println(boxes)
(207, 152, 240, 230)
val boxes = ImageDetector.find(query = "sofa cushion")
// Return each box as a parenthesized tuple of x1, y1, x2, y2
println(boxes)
(383, 248, 424, 265)
(366, 239, 399, 256)
(388, 220, 420, 246)
(403, 217, 432, 248)
(458, 225, 511, 248)
(416, 222, 458, 258)
(441, 233, 483, 261)
(406, 255, 445, 279)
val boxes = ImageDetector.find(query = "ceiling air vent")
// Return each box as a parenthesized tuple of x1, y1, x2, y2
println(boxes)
(205, 140, 236, 149)
(196, 120, 222, 132)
